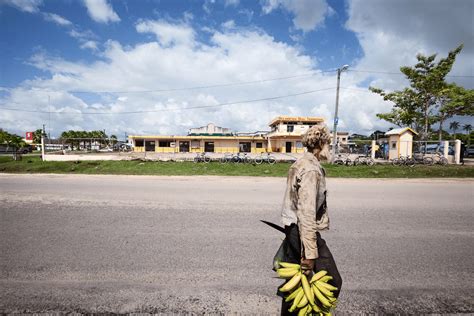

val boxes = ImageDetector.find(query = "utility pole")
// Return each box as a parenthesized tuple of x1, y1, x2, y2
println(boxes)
(41, 124, 46, 161)
(331, 65, 349, 163)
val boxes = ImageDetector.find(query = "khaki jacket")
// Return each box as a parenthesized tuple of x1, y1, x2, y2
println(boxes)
(281, 152, 329, 259)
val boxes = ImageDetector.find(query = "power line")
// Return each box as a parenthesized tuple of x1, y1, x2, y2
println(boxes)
(348, 69, 474, 78)
(0, 87, 336, 115)
(46, 70, 337, 94)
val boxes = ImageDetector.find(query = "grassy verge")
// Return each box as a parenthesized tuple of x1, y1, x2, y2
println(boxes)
(1, 155, 473, 178)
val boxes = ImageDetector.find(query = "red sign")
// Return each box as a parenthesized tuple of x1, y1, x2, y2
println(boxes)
(25, 132, 33, 140)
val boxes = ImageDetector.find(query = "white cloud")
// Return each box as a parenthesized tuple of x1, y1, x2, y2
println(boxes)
(136, 20, 195, 47)
(224, 0, 239, 7)
(83, 0, 120, 23)
(80, 41, 99, 51)
(1, 0, 42, 13)
(222, 20, 236, 30)
(261, 0, 332, 32)
(203, 0, 215, 14)
(42, 12, 72, 26)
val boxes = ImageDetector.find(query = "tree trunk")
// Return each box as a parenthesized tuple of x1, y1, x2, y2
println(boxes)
(424, 99, 429, 141)
(438, 115, 444, 141)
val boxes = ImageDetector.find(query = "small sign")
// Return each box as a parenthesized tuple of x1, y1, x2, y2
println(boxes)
(334, 117, 339, 125)
(25, 132, 33, 140)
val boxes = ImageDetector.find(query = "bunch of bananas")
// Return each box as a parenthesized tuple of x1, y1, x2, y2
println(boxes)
(277, 262, 338, 316)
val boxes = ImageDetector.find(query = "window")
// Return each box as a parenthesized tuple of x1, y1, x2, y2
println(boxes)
(391, 142, 397, 149)
(159, 141, 171, 147)
(287, 125, 294, 132)
(239, 142, 251, 152)
(191, 140, 200, 149)
(256, 142, 263, 148)
(296, 141, 303, 148)
(135, 139, 144, 147)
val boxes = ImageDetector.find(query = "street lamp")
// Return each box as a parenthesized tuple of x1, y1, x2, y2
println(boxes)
(331, 64, 349, 163)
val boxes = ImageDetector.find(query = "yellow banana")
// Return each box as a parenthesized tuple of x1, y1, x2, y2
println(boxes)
(285, 286, 303, 302)
(316, 280, 338, 291)
(279, 262, 301, 269)
(315, 281, 334, 298)
(312, 284, 332, 308)
(297, 304, 311, 316)
(312, 303, 322, 313)
(310, 270, 328, 283)
(289, 289, 305, 312)
(296, 291, 308, 308)
(319, 275, 333, 283)
(280, 271, 302, 292)
(277, 267, 300, 278)
(301, 273, 315, 306)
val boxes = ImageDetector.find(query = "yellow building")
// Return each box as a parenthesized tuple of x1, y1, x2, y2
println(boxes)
(385, 127, 418, 159)
(129, 116, 326, 154)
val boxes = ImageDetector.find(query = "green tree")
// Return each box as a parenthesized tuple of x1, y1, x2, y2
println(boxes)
(0, 129, 26, 160)
(436, 84, 474, 140)
(449, 121, 460, 140)
(33, 129, 44, 144)
(371, 44, 465, 140)
(464, 124, 472, 134)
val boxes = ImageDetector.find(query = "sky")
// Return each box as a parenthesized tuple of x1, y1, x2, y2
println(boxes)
(0, 0, 473, 139)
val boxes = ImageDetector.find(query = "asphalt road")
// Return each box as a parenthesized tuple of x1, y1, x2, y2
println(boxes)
(1, 174, 473, 314)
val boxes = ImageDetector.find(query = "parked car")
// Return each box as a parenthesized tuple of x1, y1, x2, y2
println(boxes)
(419, 144, 454, 155)
(466, 146, 474, 157)
(0, 144, 32, 154)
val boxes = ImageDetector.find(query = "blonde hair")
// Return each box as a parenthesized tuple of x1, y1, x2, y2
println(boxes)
(302, 124, 331, 150)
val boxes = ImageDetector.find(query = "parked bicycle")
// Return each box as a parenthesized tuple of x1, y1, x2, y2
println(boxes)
(219, 152, 233, 164)
(233, 152, 253, 163)
(334, 153, 352, 166)
(432, 152, 448, 166)
(353, 155, 374, 166)
(194, 152, 211, 163)
(254, 153, 276, 165)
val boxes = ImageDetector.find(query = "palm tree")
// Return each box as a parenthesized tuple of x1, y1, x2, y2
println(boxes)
(449, 121, 460, 140)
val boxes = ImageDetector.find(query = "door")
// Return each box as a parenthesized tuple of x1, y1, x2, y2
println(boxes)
(204, 142, 214, 152)
(145, 140, 155, 152)
(239, 142, 251, 153)
(179, 141, 190, 152)
(286, 142, 292, 153)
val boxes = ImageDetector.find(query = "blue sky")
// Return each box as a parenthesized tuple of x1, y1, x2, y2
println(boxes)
(0, 0, 472, 138)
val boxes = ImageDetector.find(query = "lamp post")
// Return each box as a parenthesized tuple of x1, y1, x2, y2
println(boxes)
(331, 64, 349, 163)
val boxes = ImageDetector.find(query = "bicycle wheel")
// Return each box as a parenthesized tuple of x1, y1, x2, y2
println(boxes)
(255, 157, 263, 164)
(366, 158, 375, 166)
(334, 159, 344, 165)
(204, 156, 211, 163)
(193, 157, 199, 163)
(423, 156, 434, 165)
(391, 158, 399, 166)
(345, 159, 352, 166)
(405, 158, 415, 167)
(439, 157, 448, 166)
(268, 156, 276, 164)
(354, 157, 361, 166)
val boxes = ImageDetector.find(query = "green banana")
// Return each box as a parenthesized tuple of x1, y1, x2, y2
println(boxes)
(310, 270, 328, 283)
(279, 262, 301, 269)
(285, 286, 303, 302)
(315, 281, 334, 298)
(301, 273, 315, 306)
(312, 283, 332, 308)
(280, 271, 302, 292)
(277, 267, 300, 278)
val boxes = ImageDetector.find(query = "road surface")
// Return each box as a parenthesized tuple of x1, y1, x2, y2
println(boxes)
(1, 174, 473, 314)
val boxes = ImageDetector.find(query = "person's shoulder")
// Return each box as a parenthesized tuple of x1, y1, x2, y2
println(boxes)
(291, 155, 319, 173)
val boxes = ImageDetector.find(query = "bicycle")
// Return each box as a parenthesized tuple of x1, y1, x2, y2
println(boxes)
(353, 155, 374, 166)
(194, 152, 211, 163)
(231, 152, 251, 163)
(334, 153, 352, 166)
(432, 152, 448, 166)
(254, 153, 276, 165)
(219, 152, 233, 164)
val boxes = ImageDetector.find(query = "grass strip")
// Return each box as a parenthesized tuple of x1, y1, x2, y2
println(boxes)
(1, 156, 473, 178)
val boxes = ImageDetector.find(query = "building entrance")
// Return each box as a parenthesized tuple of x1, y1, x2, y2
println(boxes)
(286, 142, 292, 153)
(239, 142, 251, 152)
(204, 142, 214, 152)
(145, 141, 155, 152)
(179, 141, 190, 152)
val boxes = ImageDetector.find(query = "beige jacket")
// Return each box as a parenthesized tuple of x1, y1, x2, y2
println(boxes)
(281, 152, 329, 259)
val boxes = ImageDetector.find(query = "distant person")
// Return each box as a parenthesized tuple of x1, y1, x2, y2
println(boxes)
(460, 142, 465, 165)
(279, 124, 342, 315)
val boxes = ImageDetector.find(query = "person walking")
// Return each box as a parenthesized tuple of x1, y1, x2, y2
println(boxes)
(280, 124, 342, 315)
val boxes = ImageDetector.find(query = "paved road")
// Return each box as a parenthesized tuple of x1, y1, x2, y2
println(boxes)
(1, 174, 473, 314)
